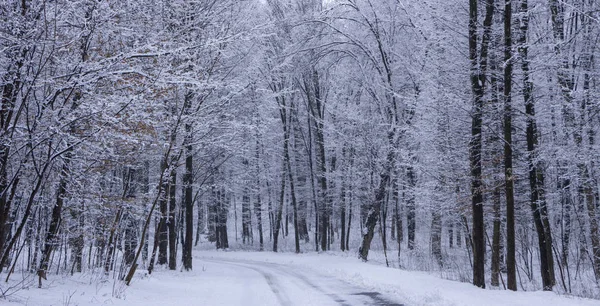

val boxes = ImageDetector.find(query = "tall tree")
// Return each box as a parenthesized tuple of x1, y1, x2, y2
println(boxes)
(182, 92, 194, 271)
(518, 0, 555, 290)
(468, 0, 495, 289)
(503, 0, 517, 291)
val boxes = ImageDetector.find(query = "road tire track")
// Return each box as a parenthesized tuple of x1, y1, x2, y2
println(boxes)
(203, 258, 292, 306)
(201, 257, 403, 306)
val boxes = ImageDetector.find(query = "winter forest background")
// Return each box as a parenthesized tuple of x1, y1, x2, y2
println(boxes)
(1, 0, 600, 301)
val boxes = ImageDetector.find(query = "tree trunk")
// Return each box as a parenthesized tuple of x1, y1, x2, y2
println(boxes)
(491, 187, 502, 287)
(448, 223, 454, 249)
(406, 166, 416, 250)
(38, 154, 71, 287)
(359, 131, 395, 261)
(69, 200, 84, 274)
(292, 115, 309, 243)
(503, 0, 517, 291)
(123, 211, 138, 267)
(254, 140, 264, 250)
(215, 188, 229, 250)
(157, 162, 168, 266)
(305, 70, 329, 252)
(142, 162, 150, 264)
(284, 132, 300, 254)
(340, 174, 346, 251)
(346, 180, 353, 252)
(431, 208, 443, 267)
(183, 102, 193, 270)
(584, 177, 600, 281)
(359, 172, 390, 261)
(168, 169, 177, 270)
(469, 0, 494, 289)
(394, 170, 403, 247)
(273, 157, 286, 252)
(242, 181, 252, 244)
(519, 0, 555, 290)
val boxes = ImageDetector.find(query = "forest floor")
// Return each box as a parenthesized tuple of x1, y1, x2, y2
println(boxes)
(1, 250, 598, 306)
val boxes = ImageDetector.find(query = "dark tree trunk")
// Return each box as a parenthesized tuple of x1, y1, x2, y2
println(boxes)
(559, 178, 572, 267)
(456, 219, 462, 248)
(381, 186, 389, 265)
(305, 114, 319, 252)
(267, 179, 274, 242)
(580, 21, 600, 283)
(359, 131, 395, 261)
(503, 0, 517, 291)
(292, 115, 309, 243)
(157, 163, 169, 266)
(215, 188, 229, 250)
(168, 170, 177, 270)
(584, 175, 600, 281)
(316, 130, 328, 252)
(0, 175, 18, 269)
(38, 155, 71, 287)
(254, 140, 264, 250)
(0, 21, 27, 264)
(126, 147, 174, 284)
(519, 0, 555, 290)
(123, 169, 140, 270)
(273, 156, 286, 252)
(242, 177, 252, 244)
(304, 70, 329, 252)
(448, 223, 454, 249)
(359, 171, 390, 261)
(142, 161, 150, 264)
(0, 152, 57, 272)
(346, 180, 353, 252)
(183, 104, 193, 270)
(394, 172, 403, 247)
(207, 188, 216, 243)
(491, 187, 502, 287)
(406, 166, 416, 250)
(284, 134, 300, 254)
(431, 208, 443, 267)
(468, 0, 494, 289)
(340, 175, 346, 251)
(254, 193, 264, 250)
(123, 211, 138, 267)
(69, 201, 84, 274)
(104, 210, 124, 274)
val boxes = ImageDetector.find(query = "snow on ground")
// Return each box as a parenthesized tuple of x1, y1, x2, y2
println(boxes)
(198, 251, 598, 306)
(1, 250, 597, 306)
(2, 260, 287, 306)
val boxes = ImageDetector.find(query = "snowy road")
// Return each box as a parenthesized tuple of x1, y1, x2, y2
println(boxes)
(200, 257, 404, 306)
(5, 251, 600, 306)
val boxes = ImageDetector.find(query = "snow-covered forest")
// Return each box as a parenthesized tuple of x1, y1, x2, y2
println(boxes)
(1, 0, 600, 305)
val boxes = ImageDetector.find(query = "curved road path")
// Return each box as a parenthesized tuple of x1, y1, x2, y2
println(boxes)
(200, 257, 404, 306)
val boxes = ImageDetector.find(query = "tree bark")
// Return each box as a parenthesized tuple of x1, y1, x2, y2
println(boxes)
(359, 131, 395, 261)
(38, 153, 71, 286)
(469, 0, 494, 289)
(519, 0, 555, 290)
(283, 130, 300, 254)
(254, 139, 264, 250)
(406, 166, 416, 250)
(431, 208, 443, 267)
(491, 187, 502, 287)
(503, 0, 517, 291)
(182, 95, 194, 270)
(157, 160, 169, 266)
(168, 169, 177, 270)
(273, 157, 286, 252)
